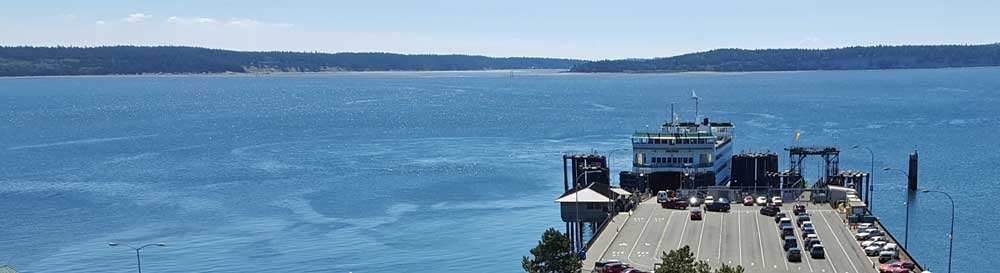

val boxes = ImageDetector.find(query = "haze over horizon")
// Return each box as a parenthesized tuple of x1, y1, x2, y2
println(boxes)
(3, 0, 999, 60)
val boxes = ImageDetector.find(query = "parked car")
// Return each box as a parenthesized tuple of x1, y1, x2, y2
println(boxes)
(760, 205, 779, 216)
(810, 244, 825, 259)
(878, 260, 915, 273)
(772, 196, 783, 206)
(690, 208, 703, 220)
(603, 263, 631, 273)
(595, 260, 622, 271)
(778, 217, 792, 228)
(801, 221, 814, 230)
(704, 196, 715, 206)
(866, 228, 885, 237)
(855, 231, 872, 241)
(801, 226, 816, 238)
(786, 247, 802, 262)
(804, 235, 820, 251)
(743, 195, 755, 206)
(796, 214, 811, 227)
(780, 225, 795, 237)
(865, 245, 883, 256)
(856, 223, 874, 233)
(793, 203, 806, 215)
(756, 196, 768, 206)
(882, 243, 899, 253)
(878, 250, 898, 263)
(783, 236, 798, 250)
(774, 212, 788, 223)
(862, 236, 888, 247)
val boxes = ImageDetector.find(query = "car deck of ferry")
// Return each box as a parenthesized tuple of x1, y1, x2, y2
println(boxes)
(596, 199, 882, 273)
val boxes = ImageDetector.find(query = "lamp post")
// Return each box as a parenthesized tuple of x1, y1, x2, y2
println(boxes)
(921, 189, 955, 273)
(883, 167, 910, 248)
(852, 145, 875, 210)
(607, 148, 631, 187)
(109, 242, 165, 273)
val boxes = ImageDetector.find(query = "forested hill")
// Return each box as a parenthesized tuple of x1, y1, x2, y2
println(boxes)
(570, 44, 1000, 73)
(0, 46, 585, 77)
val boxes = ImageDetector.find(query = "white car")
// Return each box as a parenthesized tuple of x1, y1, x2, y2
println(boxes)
(865, 228, 885, 237)
(756, 196, 768, 206)
(855, 232, 871, 241)
(704, 196, 715, 205)
(861, 236, 887, 247)
(882, 243, 898, 253)
(856, 223, 874, 233)
(864, 245, 882, 256)
(771, 197, 783, 206)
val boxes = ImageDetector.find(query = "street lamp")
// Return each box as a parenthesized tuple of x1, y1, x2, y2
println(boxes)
(921, 189, 955, 273)
(883, 167, 910, 248)
(109, 242, 166, 273)
(852, 145, 875, 210)
(607, 148, 631, 187)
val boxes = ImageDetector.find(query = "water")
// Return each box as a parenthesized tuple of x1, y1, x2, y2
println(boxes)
(1, 69, 997, 273)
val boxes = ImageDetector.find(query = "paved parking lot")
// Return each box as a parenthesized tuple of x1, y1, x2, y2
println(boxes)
(598, 199, 879, 273)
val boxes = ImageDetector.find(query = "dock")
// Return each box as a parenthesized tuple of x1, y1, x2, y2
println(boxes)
(584, 198, 924, 273)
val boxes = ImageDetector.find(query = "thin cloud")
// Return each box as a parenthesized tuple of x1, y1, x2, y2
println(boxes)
(165, 16, 293, 28)
(122, 13, 152, 23)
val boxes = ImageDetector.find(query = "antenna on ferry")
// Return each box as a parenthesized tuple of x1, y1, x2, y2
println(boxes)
(691, 90, 700, 123)
(670, 102, 676, 127)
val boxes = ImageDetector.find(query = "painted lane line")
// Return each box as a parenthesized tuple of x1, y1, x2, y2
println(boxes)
(626, 205, 656, 266)
(676, 212, 690, 250)
(754, 210, 766, 270)
(696, 211, 706, 260)
(817, 211, 856, 273)
(652, 211, 677, 262)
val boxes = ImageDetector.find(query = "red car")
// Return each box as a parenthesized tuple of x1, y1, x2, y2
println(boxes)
(690, 208, 703, 220)
(793, 204, 806, 215)
(743, 195, 755, 206)
(878, 260, 915, 273)
(603, 263, 630, 273)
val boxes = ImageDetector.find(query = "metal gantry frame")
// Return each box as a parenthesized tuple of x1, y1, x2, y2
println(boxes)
(786, 146, 840, 184)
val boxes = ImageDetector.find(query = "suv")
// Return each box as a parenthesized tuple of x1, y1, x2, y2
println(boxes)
(774, 212, 788, 223)
(878, 250, 898, 263)
(810, 244, 825, 259)
(707, 198, 731, 212)
(786, 247, 802, 262)
(796, 214, 811, 227)
(783, 236, 798, 250)
(780, 225, 795, 237)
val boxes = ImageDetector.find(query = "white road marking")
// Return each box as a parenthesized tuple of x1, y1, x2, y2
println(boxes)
(818, 211, 860, 273)
(738, 212, 743, 266)
(626, 206, 656, 266)
(676, 212, 690, 249)
(717, 212, 724, 262)
(697, 212, 706, 258)
(754, 210, 767, 270)
(652, 211, 677, 261)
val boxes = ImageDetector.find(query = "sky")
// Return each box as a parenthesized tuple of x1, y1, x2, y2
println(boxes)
(1, 0, 999, 60)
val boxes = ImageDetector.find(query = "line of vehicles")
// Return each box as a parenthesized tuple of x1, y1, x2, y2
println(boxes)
(762, 202, 827, 262)
(852, 223, 918, 273)
(656, 190, 731, 221)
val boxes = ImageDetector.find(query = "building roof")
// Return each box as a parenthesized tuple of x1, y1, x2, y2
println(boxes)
(611, 188, 633, 196)
(555, 187, 613, 203)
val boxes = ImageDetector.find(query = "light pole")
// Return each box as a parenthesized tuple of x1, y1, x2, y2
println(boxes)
(884, 167, 910, 248)
(921, 189, 955, 273)
(109, 242, 165, 273)
(607, 148, 631, 187)
(852, 145, 875, 210)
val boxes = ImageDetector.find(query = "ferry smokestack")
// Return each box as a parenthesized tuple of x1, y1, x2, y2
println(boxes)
(908, 150, 918, 191)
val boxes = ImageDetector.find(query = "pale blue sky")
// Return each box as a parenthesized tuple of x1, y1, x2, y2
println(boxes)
(2, 0, 998, 59)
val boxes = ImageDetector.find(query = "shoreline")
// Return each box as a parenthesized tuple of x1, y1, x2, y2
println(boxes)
(561, 65, 1000, 75)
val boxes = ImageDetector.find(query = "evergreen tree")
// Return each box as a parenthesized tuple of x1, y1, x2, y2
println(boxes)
(522, 228, 581, 273)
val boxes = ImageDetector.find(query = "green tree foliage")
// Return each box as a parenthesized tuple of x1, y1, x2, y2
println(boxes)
(714, 264, 745, 273)
(571, 43, 1000, 72)
(655, 245, 712, 273)
(0, 46, 584, 77)
(522, 228, 581, 273)
(654, 246, 744, 273)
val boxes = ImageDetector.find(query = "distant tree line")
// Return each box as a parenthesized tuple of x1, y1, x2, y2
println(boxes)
(570, 44, 1000, 72)
(0, 46, 585, 77)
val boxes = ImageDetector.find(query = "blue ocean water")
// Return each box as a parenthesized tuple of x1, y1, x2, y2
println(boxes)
(0, 69, 997, 273)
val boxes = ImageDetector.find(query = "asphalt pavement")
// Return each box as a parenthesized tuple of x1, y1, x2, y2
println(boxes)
(597, 199, 879, 273)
